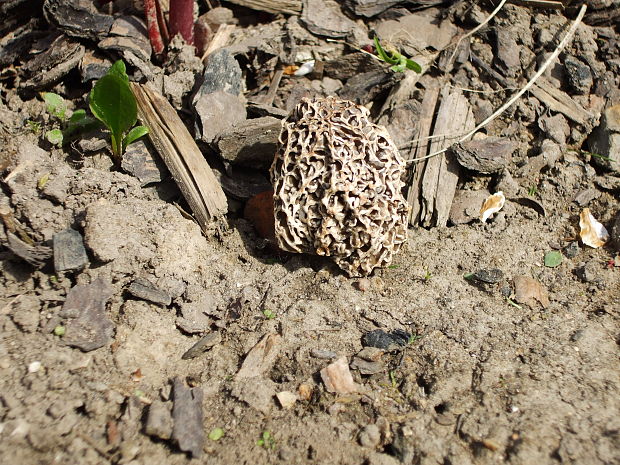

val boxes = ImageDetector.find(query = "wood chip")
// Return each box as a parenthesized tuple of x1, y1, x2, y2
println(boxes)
(132, 83, 228, 230)
(320, 356, 359, 394)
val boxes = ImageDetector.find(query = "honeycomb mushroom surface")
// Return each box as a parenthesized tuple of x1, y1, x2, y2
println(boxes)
(270, 96, 409, 277)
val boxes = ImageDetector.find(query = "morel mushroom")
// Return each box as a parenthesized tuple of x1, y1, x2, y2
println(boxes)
(270, 96, 409, 277)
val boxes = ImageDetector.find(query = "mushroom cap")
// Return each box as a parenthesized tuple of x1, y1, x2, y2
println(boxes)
(270, 97, 409, 277)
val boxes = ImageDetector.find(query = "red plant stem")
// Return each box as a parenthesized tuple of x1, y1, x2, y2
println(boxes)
(143, 0, 165, 56)
(169, 0, 195, 45)
(154, 0, 170, 45)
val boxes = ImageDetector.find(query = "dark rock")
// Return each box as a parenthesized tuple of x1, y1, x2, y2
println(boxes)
(98, 16, 151, 62)
(564, 55, 593, 95)
(145, 400, 173, 440)
(323, 53, 384, 81)
(564, 241, 580, 258)
(172, 377, 204, 458)
(43, 0, 114, 41)
(216, 117, 281, 169)
(6, 232, 52, 268)
(193, 49, 245, 143)
(121, 140, 168, 186)
(181, 332, 222, 360)
(127, 278, 172, 307)
(344, 0, 403, 18)
(339, 70, 401, 105)
(301, 0, 357, 38)
(452, 137, 516, 174)
(53, 228, 89, 273)
(588, 104, 620, 173)
(62, 277, 114, 352)
(21, 36, 84, 90)
(362, 329, 410, 350)
(215, 167, 272, 201)
(471, 268, 503, 284)
(494, 29, 520, 77)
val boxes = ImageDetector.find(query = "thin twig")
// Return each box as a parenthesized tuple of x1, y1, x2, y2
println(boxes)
(406, 4, 588, 165)
(447, 0, 508, 64)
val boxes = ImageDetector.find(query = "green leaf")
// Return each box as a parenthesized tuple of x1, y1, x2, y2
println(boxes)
(89, 73, 137, 156)
(46, 128, 64, 146)
(208, 428, 225, 441)
(42, 92, 67, 120)
(373, 36, 399, 65)
(108, 60, 129, 83)
(123, 125, 149, 151)
(544, 250, 563, 268)
(405, 57, 422, 73)
(69, 109, 87, 123)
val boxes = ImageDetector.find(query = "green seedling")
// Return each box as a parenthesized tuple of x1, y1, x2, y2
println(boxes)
(262, 308, 276, 320)
(528, 185, 538, 196)
(408, 333, 421, 344)
(26, 119, 41, 134)
(423, 270, 432, 281)
(373, 36, 422, 73)
(388, 264, 400, 269)
(257, 430, 276, 449)
(208, 427, 225, 441)
(89, 60, 149, 166)
(389, 370, 398, 388)
(41, 92, 100, 147)
(505, 297, 522, 310)
(544, 250, 562, 268)
(37, 173, 50, 190)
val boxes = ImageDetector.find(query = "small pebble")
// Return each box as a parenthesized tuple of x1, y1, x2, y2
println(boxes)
(310, 348, 337, 359)
(28, 361, 42, 373)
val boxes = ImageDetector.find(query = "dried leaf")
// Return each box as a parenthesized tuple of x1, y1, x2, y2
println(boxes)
(513, 276, 549, 308)
(479, 191, 505, 222)
(579, 208, 609, 248)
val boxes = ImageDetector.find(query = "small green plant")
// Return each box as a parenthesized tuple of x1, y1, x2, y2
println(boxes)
(389, 370, 398, 388)
(528, 185, 538, 197)
(388, 264, 400, 269)
(423, 270, 432, 281)
(26, 119, 41, 134)
(373, 36, 422, 73)
(257, 430, 276, 449)
(41, 92, 100, 147)
(208, 427, 225, 441)
(53, 325, 65, 337)
(408, 333, 421, 344)
(544, 250, 563, 268)
(262, 308, 276, 320)
(89, 60, 149, 166)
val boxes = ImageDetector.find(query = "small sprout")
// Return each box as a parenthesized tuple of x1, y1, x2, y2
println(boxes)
(46, 129, 64, 146)
(262, 308, 276, 320)
(53, 325, 65, 336)
(89, 60, 149, 167)
(505, 297, 522, 310)
(257, 430, 276, 449)
(408, 333, 421, 344)
(49, 275, 58, 283)
(208, 427, 225, 441)
(389, 370, 398, 388)
(26, 120, 41, 134)
(528, 185, 538, 196)
(373, 36, 422, 73)
(463, 272, 475, 280)
(423, 270, 432, 281)
(42, 92, 68, 120)
(388, 264, 400, 269)
(37, 173, 50, 190)
(544, 250, 563, 268)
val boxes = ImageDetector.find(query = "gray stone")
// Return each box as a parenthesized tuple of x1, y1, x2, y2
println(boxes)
(589, 104, 620, 173)
(172, 377, 204, 458)
(216, 117, 281, 169)
(176, 297, 215, 334)
(539, 114, 570, 145)
(495, 29, 520, 77)
(573, 188, 600, 207)
(564, 55, 593, 95)
(181, 332, 222, 360)
(163, 70, 195, 110)
(576, 260, 599, 283)
(194, 91, 246, 143)
(344, 0, 401, 17)
(53, 228, 89, 273)
(62, 278, 114, 352)
(452, 137, 516, 174)
(127, 278, 172, 306)
(301, 0, 357, 38)
(351, 357, 385, 375)
(196, 48, 242, 96)
(564, 241, 580, 259)
(145, 400, 173, 440)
